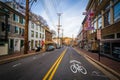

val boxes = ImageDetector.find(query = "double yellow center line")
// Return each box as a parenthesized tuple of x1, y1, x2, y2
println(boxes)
(43, 48, 67, 80)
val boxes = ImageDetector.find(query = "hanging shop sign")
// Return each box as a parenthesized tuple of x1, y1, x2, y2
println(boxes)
(83, 10, 95, 31)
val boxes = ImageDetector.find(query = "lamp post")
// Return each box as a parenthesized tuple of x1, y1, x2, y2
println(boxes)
(96, 29, 102, 61)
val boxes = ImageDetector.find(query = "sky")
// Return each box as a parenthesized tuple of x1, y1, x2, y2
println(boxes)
(31, 0, 89, 38)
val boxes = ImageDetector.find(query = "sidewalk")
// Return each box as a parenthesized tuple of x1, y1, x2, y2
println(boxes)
(75, 47, 120, 78)
(0, 50, 44, 64)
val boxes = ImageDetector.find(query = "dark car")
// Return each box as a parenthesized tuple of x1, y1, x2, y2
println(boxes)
(46, 45, 55, 51)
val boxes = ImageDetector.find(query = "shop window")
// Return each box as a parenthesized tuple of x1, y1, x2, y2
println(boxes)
(112, 42, 120, 58)
(103, 42, 110, 54)
(117, 33, 120, 38)
(103, 34, 115, 39)
(114, 2, 120, 22)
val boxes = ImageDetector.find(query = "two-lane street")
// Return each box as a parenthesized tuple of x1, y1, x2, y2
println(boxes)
(0, 47, 110, 80)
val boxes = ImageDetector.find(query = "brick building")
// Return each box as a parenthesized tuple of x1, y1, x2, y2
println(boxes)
(81, 0, 120, 59)
(44, 26, 53, 50)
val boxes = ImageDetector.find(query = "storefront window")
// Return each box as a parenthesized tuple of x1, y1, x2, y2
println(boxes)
(114, 2, 120, 22)
(103, 34, 115, 39)
(112, 42, 120, 59)
(103, 43, 110, 54)
(117, 33, 120, 38)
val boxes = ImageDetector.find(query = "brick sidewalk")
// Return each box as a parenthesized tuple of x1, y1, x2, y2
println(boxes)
(0, 50, 35, 60)
(75, 47, 120, 74)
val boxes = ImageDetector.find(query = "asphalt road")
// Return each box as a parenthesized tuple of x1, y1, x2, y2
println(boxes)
(0, 46, 110, 80)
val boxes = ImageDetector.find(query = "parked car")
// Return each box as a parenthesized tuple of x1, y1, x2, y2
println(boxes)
(46, 45, 55, 51)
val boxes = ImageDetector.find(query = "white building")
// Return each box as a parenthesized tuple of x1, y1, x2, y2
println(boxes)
(0, 1, 25, 55)
(0, 1, 46, 56)
(29, 13, 45, 50)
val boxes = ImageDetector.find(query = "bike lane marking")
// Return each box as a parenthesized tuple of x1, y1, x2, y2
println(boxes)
(43, 48, 67, 80)
(69, 60, 87, 74)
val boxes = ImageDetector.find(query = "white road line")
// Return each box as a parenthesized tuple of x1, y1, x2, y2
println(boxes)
(12, 63, 21, 67)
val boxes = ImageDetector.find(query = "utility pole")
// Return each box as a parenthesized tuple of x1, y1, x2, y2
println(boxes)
(57, 13, 62, 46)
(24, 0, 29, 54)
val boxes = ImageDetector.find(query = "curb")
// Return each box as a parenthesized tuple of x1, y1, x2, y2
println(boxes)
(74, 48, 120, 79)
(0, 51, 45, 65)
(85, 55, 120, 79)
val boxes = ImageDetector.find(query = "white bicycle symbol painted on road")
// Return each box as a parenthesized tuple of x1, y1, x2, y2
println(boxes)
(70, 60, 87, 75)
